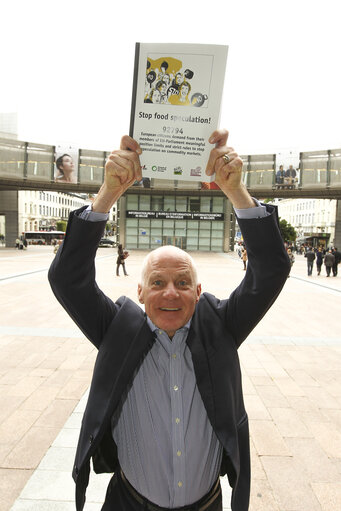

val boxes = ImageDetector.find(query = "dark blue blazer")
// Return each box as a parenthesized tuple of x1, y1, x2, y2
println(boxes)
(48, 204, 290, 511)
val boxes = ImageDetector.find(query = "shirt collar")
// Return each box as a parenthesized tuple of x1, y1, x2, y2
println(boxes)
(146, 316, 191, 336)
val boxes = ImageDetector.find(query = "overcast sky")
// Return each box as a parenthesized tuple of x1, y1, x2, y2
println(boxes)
(1, 0, 340, 156)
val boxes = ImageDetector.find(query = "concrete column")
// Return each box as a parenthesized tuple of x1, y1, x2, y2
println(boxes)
(223, 199, 235, 252)
(118, 195, 126, 247)
(0, 190, 19, 247)
(334, 200, 341, 249)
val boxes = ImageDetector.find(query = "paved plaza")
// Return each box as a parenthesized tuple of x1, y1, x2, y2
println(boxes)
(0, 244, 341, 511)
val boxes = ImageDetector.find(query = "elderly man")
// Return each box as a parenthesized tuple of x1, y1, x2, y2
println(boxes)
(49, 129, 290, 511)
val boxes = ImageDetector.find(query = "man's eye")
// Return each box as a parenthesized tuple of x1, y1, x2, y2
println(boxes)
(178, 280, 187, 286)
(153, 280, 162, 286)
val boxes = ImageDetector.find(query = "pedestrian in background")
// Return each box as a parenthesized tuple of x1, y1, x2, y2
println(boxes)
(324, 250, 335, 277)
(304, 247, 315, 276)
(241, 248, 247, 270)
(315, 247, 324, 276)
(287, 248, 295, 276)
(116, 243, 129, 276)
(332, 247, 340, 276)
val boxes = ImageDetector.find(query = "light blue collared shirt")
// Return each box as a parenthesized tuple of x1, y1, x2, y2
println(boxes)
(111, 319, 223, 508)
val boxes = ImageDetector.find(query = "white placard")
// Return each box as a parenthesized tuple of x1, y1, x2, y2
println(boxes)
(130, 43, 228, 182)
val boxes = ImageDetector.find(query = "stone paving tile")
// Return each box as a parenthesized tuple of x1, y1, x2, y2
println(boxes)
(249, 438, 266, 480)
(285, 437, 340, 483)
(34, 399, 78, 429)
(20, 386, 60, 412)
(0, 394, 26, 424)
(11, 501, 76, 511)
(261, 456, 322, 510)
(18, 470, 75, 502)
(249, 479, 281, 511)
(301, 385, 340, 410)
(0, 409, 42, 446)
(311, 482, 341, 511)
(0, 469, 34, 511)
(243, 394, 271, 420)
(307, 422, 341, 458)
(268, 406, 312, 437)
(3, 427, 60, 469)
(254, 382, 290, 408)
(249, 420, 291, 456)
(272, 376, 306, 397)
(41, 444, 75, 470)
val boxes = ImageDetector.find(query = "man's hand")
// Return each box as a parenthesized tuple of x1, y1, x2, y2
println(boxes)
(92, 136, 142, 213)
(205, 129, 255, 209)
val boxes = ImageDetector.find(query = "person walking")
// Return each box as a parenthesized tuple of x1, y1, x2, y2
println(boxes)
(332, 247, 341, 276)
(304, 247, 315, 276)
(116, 243, 128, 276)
(287, 248, 295, 276)
(241, 248, 247, 270)
(315, 247, 324, 276)
(324, 249, 335, 277)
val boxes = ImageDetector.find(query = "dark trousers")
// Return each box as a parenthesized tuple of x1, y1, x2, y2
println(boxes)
(101, 471, 223, 511)
(326, 266, 332, 277)
(307, 261, 314, 275)
(116, 262, 128, 276)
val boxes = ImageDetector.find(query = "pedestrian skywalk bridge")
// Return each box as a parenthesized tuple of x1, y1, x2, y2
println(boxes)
(1, 136, 341, 198)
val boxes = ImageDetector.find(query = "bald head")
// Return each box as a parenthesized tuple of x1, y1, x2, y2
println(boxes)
(139, 245, 198, 286)
(139, 245, 199, 286)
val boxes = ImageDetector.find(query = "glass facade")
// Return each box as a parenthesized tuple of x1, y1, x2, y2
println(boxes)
(125, 194, 225, 251)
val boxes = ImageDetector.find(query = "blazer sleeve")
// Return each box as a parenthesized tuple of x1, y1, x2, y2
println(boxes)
(206, 204, 291, 348)
(48, 207, 118, 349)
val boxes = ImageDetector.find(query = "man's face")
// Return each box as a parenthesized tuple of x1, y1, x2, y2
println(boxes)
(138, 248, 201, 338)
(180, 85, 189, 97)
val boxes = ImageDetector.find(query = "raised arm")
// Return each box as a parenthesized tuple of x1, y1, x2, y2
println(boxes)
(48, 136, 143, 348)
(92, 136, 142, 213)
(205, 129, 255, 209)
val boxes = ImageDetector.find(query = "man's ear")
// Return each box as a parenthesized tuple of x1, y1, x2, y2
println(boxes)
(196, 283, 202, 303)
(137, 283, 144, 304)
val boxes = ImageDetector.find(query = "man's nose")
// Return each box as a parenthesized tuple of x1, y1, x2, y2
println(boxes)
(163, 283, 179, 298)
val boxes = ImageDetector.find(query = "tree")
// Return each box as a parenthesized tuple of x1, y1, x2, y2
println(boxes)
(278, 217, 296, 243)
(56, 220, 67, 232)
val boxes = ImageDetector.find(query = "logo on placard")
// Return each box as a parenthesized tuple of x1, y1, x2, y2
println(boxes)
(152, 165, 166, 172)
(173, 166, 183, 176)
(190, 166, 202, 176)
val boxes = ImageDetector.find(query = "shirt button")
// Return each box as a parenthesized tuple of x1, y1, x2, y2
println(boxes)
(172, 354, 177, 359)
(177, 450, 182, 456)
(173, 385, 178, 391)
(175, 418, 180, 424)
(178, 481, 183, 487)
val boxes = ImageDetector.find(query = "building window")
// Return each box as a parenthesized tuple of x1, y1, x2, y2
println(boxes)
(189, 197, 200, 212)
(151, 196, 163, 211)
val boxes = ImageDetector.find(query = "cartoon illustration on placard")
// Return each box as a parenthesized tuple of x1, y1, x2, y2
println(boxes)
(144, 56, 210, 108)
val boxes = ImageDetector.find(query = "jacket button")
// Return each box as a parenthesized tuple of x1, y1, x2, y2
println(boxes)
(74, 465, 79, 475)
(89, 434, 94, 444)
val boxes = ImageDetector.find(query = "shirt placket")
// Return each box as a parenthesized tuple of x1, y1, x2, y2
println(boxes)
(169, 331, 186, 508)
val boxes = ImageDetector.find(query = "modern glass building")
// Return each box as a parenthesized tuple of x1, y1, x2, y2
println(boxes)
(118, 185, 235, 252)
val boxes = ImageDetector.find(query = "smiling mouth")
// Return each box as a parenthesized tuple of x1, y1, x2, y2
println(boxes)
(160, 308, 181, 311)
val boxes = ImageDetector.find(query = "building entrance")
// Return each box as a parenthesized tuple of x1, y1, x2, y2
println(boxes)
(163, 236, 187, 250)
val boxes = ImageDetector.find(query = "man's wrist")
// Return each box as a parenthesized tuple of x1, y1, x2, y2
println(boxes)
(221, 184, 255, 209)
(92, 183, 121, 213)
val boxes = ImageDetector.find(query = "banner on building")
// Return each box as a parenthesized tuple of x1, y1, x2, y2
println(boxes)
(126, 210, 224, 221)
(54, 145, 78, 184)
(130, 42, 228, 183)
